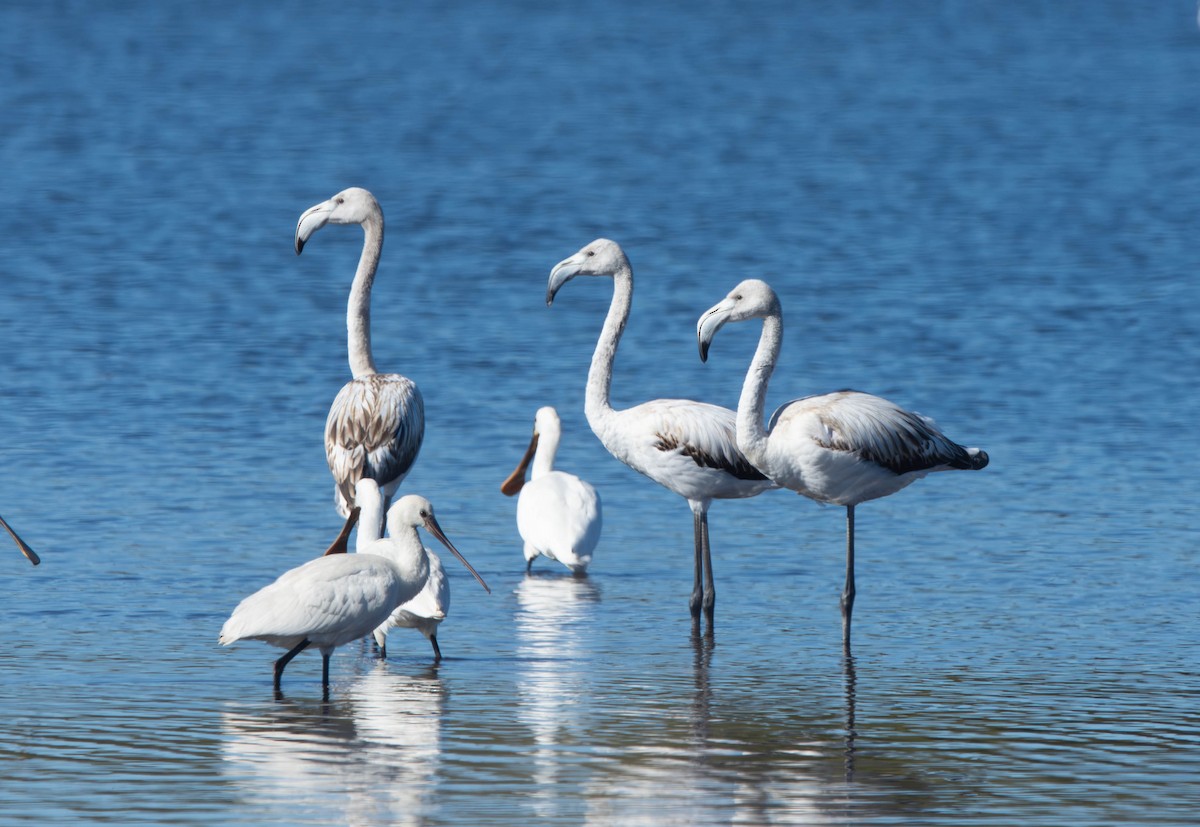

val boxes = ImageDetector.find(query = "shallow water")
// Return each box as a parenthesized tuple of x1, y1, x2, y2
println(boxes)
(2, 1, 1198, 824)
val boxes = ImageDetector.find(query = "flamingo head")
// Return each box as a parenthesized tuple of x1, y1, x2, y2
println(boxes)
(295, 187, 381, 254)
(697, 279, 781, 362)
(546, 238, 631, 306)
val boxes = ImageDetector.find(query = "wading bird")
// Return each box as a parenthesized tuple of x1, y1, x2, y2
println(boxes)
(501, 406, 602, 575)
(219, 484, 488, 692)
(546, 240, 776, 623)
(697, 279, 988, 650)
(1, 513, 39, 566)
(296, 188, 424, 539)
(354, 479, 484, 660)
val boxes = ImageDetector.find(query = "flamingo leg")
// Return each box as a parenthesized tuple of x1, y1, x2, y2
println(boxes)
(430, 634, 442, 661)
(689, 507, 705, 618)
(274, 638, 311, 690)
(699, 509, 716, 625)
(841, 505, 856, 653)
(321, 651, 331, 690)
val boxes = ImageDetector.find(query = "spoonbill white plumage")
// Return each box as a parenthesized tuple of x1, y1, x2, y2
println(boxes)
(500, 406, 602, 575)
(696, 279, 989, 650)
(295, 188, 425, 533)
(383, 553, 449, 660)
(219, 483, 488, 691)
(1, 513, 39, 566)
(546, 239, 777, 622)
(354, 479, 485, 660)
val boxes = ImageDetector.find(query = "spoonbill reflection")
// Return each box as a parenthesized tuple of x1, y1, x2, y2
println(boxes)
(295, 188, 424, 534)
(501, 406, 601, 575)
(697, 279, 989, 649)
(547, 239, 777, 623)
(1, 513, 39, 565)
(220, 484, 488, 691)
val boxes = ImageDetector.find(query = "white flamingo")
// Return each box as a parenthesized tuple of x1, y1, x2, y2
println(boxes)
(500, 406, 602, 575)
(1, 513, 39, 566)
(697, 279, 989, 649)
(295, 187, 424, 535)
(219, 482, 488, 692)
(354, 479, 477, 660)
(546, 239, 777, 622)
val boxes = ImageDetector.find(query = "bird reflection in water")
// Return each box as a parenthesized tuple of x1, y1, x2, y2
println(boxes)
(515, 572, 601, 820)
(222, 664, 445, 826)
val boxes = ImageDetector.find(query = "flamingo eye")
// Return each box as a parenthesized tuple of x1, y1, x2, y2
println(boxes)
(586, 250, 595, 257)
(335, 197, 344, 204)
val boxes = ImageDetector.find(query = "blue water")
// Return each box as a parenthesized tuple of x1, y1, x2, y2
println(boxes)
(2, 1, 1198, 824)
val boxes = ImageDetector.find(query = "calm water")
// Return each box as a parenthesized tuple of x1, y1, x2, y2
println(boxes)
(2, 1, 1198, 824)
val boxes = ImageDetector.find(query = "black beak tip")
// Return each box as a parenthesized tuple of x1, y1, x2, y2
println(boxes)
(295, 239, 305, 255)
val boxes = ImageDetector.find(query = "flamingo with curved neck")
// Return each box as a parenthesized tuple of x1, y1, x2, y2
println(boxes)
(698, 278, 989, 650)
(546, 239, 776, 625)
(295, 188, 425, 532)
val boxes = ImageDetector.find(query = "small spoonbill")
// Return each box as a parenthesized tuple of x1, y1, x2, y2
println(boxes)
(547, 239, 777, 623)
(296, 188, 425, 537)
(500, 406, 602, 575)
(383, 553, 449, 660)
(219, 484, 488, 691)
(1, 513, 39, 566)
(354, 479, 488, 659)
(697, 279, 989, 650)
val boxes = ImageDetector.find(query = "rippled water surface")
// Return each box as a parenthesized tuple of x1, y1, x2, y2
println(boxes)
(2, 2, 1198, 824)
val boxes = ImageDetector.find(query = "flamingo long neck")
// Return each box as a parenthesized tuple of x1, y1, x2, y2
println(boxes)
(347, 216, 383, 378)
(737, 311, 783, 464)
(584, 267, 632, 435)
(531, 431, 559, 480)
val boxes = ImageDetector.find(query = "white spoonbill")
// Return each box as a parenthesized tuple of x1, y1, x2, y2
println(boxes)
(547, 239, 777, 622)
(697, 279, 989, 650)
(219, 484, 488, 691)
(295, 187, 425, 535)
(500, 406, 602, 575)
(354, 479, 486, 660)
(1, 513, 39, 566)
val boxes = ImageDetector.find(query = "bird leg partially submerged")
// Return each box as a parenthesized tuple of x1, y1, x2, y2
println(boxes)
(322, 506, 361, 556)
(273, 638, 311, 690)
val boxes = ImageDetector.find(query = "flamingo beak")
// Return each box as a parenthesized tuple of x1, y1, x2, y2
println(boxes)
(295, 200, 333, 254)
(546, 257, 583, 306)
(696, 301, 733, 363)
